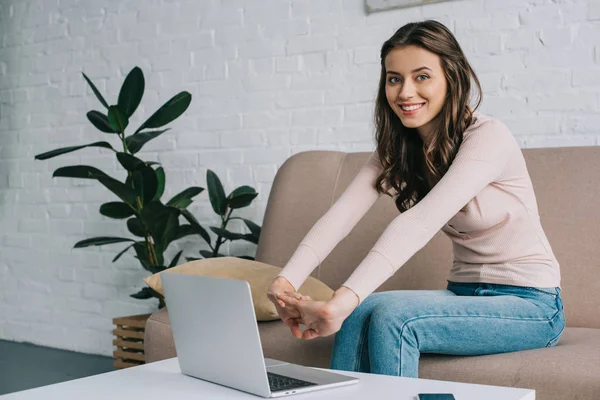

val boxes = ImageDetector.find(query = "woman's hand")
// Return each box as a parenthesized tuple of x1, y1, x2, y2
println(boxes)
(267, 276, 306, 339)
(276, 286, 359, 340)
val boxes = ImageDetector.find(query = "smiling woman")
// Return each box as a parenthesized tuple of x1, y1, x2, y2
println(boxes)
(269, 20, 563, 380)
(373, 21, 482, 212)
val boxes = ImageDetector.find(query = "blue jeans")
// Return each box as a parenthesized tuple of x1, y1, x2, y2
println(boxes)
(330, 281, 565, 378)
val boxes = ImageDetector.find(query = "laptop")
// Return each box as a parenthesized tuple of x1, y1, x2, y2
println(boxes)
(161, 272, 359, 398)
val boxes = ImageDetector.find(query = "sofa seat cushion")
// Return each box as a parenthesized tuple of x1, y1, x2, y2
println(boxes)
(144, 310, 600, 400)
(419, 327, 600, 400)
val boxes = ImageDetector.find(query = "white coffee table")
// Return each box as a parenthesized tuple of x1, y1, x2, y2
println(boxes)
(1, 357, 535, 399)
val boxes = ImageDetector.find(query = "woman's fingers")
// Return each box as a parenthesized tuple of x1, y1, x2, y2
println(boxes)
(276, 292, 300, 306)
(282, 291, 312, 301)
(284, 318, 302, 339)
(301, 328, 319, 340)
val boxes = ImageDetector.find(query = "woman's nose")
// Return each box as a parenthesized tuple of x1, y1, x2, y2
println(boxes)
(398, 82, 415, 100)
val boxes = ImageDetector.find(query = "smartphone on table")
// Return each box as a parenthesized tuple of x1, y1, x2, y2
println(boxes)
(418, 394, 456, 400)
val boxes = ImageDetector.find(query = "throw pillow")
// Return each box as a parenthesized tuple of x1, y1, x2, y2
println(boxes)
(143, 257, 334, 321)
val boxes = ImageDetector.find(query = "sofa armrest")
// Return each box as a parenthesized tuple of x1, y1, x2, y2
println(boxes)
(144, 308, 176, 363)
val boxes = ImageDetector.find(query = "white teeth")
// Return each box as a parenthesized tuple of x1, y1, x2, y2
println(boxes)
(401, 103, 424, 111)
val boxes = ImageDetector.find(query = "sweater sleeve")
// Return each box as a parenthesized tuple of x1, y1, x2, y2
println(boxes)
(276, 151, 386, 291)
(342, 120, 517, 303)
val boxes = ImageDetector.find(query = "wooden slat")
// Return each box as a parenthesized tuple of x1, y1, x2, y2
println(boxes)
(112, 313, 152, 369)
(113, 349, 145, 362)
(114, 359, 143, 369)
(113, 328, 144, 339)
(112, 313, 152, 328)
(113, 338, 145, 350)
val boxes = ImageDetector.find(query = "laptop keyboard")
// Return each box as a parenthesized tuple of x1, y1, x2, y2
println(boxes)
(267, 372, 317, 392)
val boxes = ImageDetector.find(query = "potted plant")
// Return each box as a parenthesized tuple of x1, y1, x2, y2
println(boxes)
(188, 169, 262, 261)
(34, 66, 264, 367)
(34, 66, 207, 308)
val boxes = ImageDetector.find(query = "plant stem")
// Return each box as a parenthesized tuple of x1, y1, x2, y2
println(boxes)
(145, 233, 159, 266)
(120, 132, 128, 153)
(213, 207, 233, 256)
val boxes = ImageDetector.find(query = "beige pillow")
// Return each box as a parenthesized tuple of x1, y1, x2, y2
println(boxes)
(143, 257, 334, 321)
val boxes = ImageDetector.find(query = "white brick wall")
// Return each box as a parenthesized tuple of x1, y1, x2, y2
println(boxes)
(0, 0, 599, 356)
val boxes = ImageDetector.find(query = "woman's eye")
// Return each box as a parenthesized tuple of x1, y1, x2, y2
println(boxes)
(388, 77, 400, 84)
(416, 74, 430, 81)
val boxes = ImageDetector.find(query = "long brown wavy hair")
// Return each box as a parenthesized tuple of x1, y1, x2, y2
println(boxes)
(374, 20, 482, 212)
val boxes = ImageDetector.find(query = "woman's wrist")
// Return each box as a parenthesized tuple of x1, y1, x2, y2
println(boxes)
(330, 286, 360, 311)
(272, 275, 296, 291)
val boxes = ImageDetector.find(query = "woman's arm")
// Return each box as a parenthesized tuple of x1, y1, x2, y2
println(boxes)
(276, 151, 385, 291)
(342, 119, 518, 303)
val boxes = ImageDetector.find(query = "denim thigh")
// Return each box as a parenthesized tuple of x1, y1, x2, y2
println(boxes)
(444, 281, 566, 350)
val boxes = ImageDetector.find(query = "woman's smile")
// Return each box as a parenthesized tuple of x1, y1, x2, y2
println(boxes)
(398, 102, 426, 115)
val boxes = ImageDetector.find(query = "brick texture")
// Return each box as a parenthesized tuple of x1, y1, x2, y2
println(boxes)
(0, 0, 599, 356)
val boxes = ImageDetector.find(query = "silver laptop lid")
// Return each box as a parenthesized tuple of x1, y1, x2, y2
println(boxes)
(162, 272, 271, 397)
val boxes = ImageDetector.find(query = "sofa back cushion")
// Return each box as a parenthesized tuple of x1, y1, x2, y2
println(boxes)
(255, 147, 600, 329)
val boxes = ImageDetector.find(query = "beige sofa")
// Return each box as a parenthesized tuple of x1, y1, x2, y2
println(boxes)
(144, 147, 600, 399)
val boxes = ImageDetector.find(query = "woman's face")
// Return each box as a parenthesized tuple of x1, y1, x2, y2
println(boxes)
(384, 45, 448, 144)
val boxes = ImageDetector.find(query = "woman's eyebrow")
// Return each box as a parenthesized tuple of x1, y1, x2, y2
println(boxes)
(386, 66, 432, 75)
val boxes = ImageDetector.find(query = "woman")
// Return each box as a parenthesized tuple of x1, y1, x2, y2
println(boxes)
(266, 20, 565, 378)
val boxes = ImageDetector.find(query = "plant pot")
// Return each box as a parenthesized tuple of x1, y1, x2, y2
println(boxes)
(112, 313, 152, 369)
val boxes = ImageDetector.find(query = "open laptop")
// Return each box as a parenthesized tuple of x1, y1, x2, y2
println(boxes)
(161, 272, 359, 398)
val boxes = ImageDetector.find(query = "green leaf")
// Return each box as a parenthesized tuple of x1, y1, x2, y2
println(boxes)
(132, 166, 158, 205)
(133, 242, 151, 264)
(242, 218, 262, 238)
(139, 202, 180, 250)
(87, 111, 117, 133)
(210, 227, 245, 241)
(97, 175, 138, 206)
(185, 257, 201, 262)
(118, 66, 144, 118)
(153, 167, 165, 201)
(172, 223, 211, 244)
(168, 250, 183, 269)
(207, 169, 227, 215)
(139, 201, 170, 224)
(160, 211, 180, 250)
(127, 217, 146, 237)
(74, 237, 135, 248)
(116, 152, 145, 171)
(108, 105, 129, 133)
(237, 255, 255, 260)
(227, 185, 258, 209)
(100, 202, 135, 219)
(240, 233, 259, 245)
(54, 168, 137, 209)
(166, 186, 204, 209)
(53, 165, 109, 180)
(133, 242, 164, 273)
(135, 91, 192, 134)
(82, 72, 109, 109)
(125, 129, 170, 154)
(180, 208, 200, 225)
(130, 287, 157, 300)
(180, 209, 211, 245)
(34, 142, 115, 161)
(112, 243, 135, 262)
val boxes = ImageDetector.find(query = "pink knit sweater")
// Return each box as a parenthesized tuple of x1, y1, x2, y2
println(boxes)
(277, 114, 561, 304)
